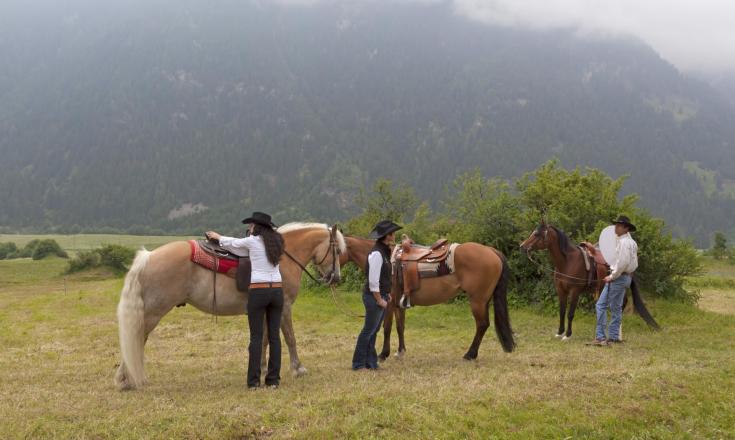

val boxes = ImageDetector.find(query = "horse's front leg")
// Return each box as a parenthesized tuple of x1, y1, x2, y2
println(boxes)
(378, 301, 394, 361)
(556, 288, 568, 338)
(280, 300, 307, 377)
(564, 288, 581, 340)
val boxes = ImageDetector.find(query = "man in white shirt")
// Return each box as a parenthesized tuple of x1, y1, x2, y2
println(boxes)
(591, 215, 639, 346)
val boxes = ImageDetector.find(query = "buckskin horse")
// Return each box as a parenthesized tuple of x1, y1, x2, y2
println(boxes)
(341, 235, 515, 361)
(519, 220, 659, 340)
(115, 223, 345, 390)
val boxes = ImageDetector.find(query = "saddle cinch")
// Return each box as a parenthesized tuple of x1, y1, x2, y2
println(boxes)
(394, 234, 456, 308)
(578, 242, 610, 297)
(190, 239, 252, 292)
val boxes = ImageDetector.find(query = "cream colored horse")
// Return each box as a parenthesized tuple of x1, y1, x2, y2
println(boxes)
(115, 223, 345, 390)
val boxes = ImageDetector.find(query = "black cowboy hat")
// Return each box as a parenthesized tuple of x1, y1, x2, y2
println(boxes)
(242, 211, 277, 228)
(368, 220, 402, 240)
(612, 215, 636, 232)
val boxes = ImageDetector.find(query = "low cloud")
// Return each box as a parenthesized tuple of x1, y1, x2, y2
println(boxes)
(452, 0, 735, 75)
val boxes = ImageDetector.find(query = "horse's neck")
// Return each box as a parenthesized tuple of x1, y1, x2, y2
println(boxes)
(285, 229, 326, 262)
(547, 233, 572, 270)
(348, 238, 372, 268)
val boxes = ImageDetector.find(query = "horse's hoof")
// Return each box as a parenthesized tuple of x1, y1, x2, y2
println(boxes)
(555, 333, 564, 338)
(395, 350, 405, 359)
(378, 354, 388, 362)
(296, 366, 308, 377)
(562, 335, 571, 341)
(462, 353, 477, 361)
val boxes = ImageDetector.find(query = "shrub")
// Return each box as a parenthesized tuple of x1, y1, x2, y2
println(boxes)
(0, 242, 18, 260)
(66, 244, 135, 274)
(97, 244, 135, 272)
(66, 250, 101, 273)
(31, 239, 68, 260)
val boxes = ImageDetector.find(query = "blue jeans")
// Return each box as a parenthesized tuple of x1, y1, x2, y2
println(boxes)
(595, 274, 631, 340)
(352, 293, 386, 369)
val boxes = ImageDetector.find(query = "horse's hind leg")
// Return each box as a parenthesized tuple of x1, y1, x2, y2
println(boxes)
(463, 297, 490, 360)
(378, 302, 394, 361)
(396, 307, 406, 357)
(556, 289, 567, 338)
(115, 287, 180, 390)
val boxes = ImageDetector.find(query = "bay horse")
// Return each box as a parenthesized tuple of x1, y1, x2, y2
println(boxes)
(341, 235, 515, 361)
(519, 220, 659, 340)
(115, 223, 345, 390)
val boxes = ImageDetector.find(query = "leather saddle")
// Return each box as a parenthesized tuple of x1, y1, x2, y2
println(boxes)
(579, 242, 609, 297)
(394, 235, 452, 308)
(195, 239, 252, 292)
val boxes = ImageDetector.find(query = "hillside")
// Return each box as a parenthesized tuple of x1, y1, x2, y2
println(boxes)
(1, 0, 734, 244)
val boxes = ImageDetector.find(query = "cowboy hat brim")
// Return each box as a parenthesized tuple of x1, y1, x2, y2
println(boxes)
(367, 223, 402, 239)
(612, 219, 637, 232)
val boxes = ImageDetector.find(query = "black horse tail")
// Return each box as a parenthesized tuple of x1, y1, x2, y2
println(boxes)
(491, 249, 516, 352)
(630, 277, 661, 331)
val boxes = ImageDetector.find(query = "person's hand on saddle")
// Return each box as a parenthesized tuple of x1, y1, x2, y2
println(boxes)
(205, 231, 221, 242)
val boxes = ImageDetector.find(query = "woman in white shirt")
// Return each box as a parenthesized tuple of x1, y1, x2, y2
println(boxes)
(206, 211, 285, 389)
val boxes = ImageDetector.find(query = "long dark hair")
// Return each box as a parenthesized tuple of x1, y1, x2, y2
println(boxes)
(252, 224, 285, 266)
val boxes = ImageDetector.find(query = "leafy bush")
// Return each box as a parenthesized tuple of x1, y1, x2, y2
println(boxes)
(97, 244, 135, 271)
(66, 250, 102, 273)
(66, 244, 135, 274)
(0, 239, 67, 260)
(0, 242, 18, 259)
(31, 239, 68, 260)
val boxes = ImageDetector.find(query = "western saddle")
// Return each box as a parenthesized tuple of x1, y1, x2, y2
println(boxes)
(578, 242, 610, 297)
(196, 238, 252, 292)
(394, 235, 452, 308)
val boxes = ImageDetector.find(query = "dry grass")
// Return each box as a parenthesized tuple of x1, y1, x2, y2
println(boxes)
(1, 257, 734, 439)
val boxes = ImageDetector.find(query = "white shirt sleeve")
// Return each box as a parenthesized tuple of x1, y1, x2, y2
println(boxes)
(367, 251, 383, 293)
(610, 235, 637, 279)
(218, 235, 252, 257)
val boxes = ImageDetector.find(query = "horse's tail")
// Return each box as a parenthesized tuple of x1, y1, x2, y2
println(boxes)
(116, 248, 150, 389)
(630, 277, 660, 331)
(491, 249, 516, 353)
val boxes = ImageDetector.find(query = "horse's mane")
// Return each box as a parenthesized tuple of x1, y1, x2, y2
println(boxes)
(277, 222, 347, 253)
(549, 225, 576, 258)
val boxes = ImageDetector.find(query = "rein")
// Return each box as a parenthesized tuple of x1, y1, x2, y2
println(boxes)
(524, 249, 601, 285)
(283, 228, 340, 285)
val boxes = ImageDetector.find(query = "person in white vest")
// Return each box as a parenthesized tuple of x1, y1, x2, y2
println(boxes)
(590, 215, 639, 346)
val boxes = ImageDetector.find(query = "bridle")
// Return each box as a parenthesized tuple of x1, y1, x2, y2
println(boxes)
(284, 227, 341, 285)
(521, 224, 601, 285)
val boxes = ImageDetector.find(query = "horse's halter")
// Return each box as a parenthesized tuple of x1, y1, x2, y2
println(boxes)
(313, 227, 341, 284)
(284, 227, 341, 286)
(521, 224, 550, 252)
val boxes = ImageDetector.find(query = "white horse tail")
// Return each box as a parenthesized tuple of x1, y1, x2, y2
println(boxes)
(116, 248, 150, 390)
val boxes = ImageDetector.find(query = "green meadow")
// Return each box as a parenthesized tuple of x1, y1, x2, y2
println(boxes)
(0, 236, 733, 439)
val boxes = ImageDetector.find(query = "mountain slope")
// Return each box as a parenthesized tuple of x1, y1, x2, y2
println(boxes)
(1, 1, 733, 244)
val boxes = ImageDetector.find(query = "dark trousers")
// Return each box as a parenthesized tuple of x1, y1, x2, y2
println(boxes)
(246, 287, 283, 387)
(352, 293, 386, 370)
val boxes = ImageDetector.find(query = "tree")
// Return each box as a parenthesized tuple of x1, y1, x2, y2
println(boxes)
(712, 232, 727, 259)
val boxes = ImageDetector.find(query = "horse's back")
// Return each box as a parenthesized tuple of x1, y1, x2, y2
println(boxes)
(452, 242, 504, 290)
(141, 240, 194, 282)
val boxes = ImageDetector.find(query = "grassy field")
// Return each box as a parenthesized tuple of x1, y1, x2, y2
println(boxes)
(1, 238, 734, 439)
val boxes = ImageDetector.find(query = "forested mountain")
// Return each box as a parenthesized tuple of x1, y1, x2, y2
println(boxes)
(1, 0, 734, 245)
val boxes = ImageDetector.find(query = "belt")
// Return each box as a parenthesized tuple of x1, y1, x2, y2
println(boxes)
(249, 282, 283, 289)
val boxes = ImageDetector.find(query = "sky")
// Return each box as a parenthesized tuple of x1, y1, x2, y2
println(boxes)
(277, 0, 735, 75)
